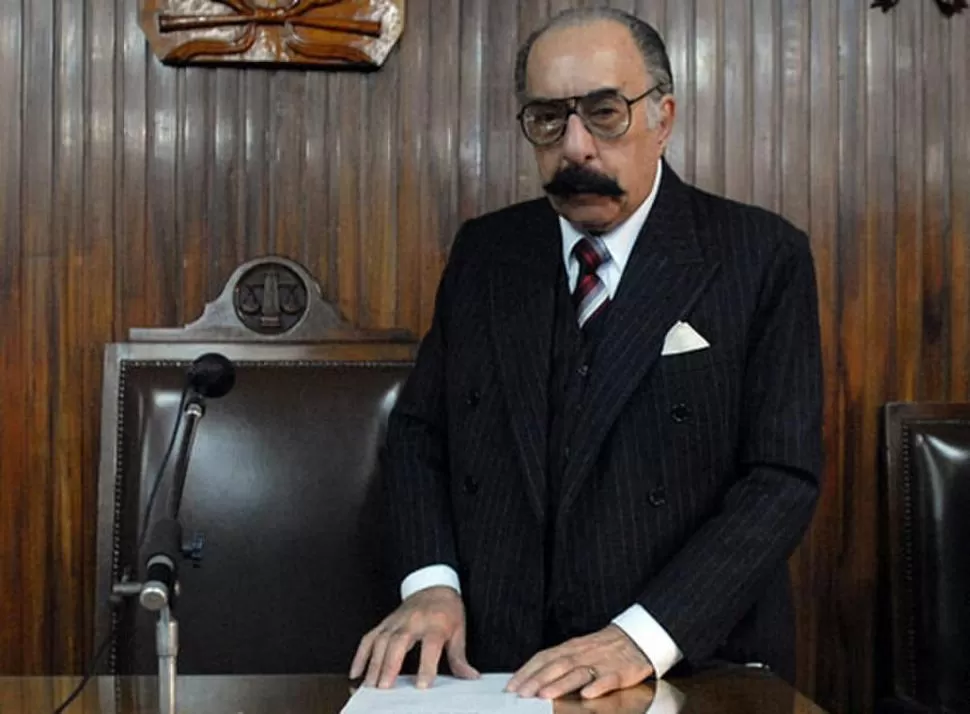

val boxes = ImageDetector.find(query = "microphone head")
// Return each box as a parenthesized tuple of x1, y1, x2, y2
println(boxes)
(187, 353, 236, 399)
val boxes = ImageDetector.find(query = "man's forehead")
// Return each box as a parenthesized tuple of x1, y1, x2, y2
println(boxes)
(525, 23, 646, 98)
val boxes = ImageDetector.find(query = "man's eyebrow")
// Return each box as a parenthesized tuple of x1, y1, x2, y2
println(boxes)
(521, 86, 622, 103)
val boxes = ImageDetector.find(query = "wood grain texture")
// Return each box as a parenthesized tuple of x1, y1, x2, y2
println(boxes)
(0, 3, 968, 714)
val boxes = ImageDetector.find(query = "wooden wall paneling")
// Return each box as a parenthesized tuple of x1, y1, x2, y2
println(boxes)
(832, 1, 865, 709)
(82, 0, 118, 667)
(210, 69, 246, 298)
(52, 0, 87, 673)
(394, 0, 428, 334)
(147, 47, 180, 328)
(118, 0, 150, 333)
(178, 67, 209, 324)
(302, 72, 333, 302)
(801, 0, 839, 698)
(425, 0, 462, 330)
(456, 0, 486, 228)
(270, 71, 308, 270)
(484, 0, 519, 215)
(949, 18, 970, 401)
(243, 71, 271, 258)
(333, 71, 362, 325)
(635, 0, 665, 35)
(361, 58, 400, 328)
(22, 0, 56, 674)
(0, 0, 24, 672)
(663, 0, 693, 182)
(752, 0, 780, 212)
(514, 0, 545, 204)
(692, 0, 721, 194)
(858, 7, 896, 713)
(919, 3, 949, 402)
(722, 0, 751, 204)
(895, 3, 924, 402)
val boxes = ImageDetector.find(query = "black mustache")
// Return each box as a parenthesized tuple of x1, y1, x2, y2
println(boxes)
(543, 165, 625, 198)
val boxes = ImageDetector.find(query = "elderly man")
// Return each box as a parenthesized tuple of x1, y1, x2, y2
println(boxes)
(351, 7, 822, 701)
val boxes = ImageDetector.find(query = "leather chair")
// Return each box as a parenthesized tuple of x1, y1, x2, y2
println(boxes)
(880, 402, 970, 713)
(94, 257, 417, 674)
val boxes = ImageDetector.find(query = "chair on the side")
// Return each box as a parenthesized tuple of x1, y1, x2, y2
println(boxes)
(880, 402, 970, 713)
(94, 256, 416, 675)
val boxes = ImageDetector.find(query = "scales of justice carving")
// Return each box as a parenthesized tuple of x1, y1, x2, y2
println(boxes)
(140, 0, 405, 67)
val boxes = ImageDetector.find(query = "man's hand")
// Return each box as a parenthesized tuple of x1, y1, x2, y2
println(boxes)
(349, 586, 480, 690)
(505, 624, 654, 700)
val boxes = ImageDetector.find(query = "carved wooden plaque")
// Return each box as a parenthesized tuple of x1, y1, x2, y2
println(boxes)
(140, 0, 405, 67)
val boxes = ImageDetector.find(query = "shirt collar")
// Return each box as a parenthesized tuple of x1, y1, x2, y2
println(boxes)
(559, 159, 664, 271)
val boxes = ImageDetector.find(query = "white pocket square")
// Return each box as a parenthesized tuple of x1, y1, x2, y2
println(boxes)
(661, 321, 710, 356)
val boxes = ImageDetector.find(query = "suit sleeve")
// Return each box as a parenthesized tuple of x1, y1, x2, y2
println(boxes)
(635, 225, 824, 665)
(381, 224, 473, 587)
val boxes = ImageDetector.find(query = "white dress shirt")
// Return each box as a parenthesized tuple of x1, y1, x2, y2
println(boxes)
(401, 159, 684, 683)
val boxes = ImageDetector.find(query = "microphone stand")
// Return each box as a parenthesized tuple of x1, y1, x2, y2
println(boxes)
(112, 393, 207, 714)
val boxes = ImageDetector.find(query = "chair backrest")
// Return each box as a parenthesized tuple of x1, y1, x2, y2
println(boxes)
(882, 402, 970, 712)
(94, 257, 416, 674)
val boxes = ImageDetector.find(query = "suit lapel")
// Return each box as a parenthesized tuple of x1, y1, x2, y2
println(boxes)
(489, 203, 561, 523)
(559, 166, 721, 513)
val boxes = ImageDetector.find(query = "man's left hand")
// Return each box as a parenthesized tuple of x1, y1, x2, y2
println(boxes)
(505, 624, 654, 700)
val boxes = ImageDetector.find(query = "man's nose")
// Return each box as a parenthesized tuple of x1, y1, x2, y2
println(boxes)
(560, 114, 597, 163)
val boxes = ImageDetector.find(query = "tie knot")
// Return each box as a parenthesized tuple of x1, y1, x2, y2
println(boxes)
(573, 236, 610, 274)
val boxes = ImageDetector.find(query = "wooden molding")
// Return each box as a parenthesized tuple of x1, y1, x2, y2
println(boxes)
(128, 256, 414, 343)
(140, 0, 405, 67)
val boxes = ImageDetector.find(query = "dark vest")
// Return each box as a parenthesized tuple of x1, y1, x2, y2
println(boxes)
(543, 267, 603, 645)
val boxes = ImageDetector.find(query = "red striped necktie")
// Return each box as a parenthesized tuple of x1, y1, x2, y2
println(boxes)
(572, 236, 612, 332)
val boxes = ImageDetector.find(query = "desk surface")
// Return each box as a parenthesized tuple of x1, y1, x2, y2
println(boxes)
(0, 671, 827, 714)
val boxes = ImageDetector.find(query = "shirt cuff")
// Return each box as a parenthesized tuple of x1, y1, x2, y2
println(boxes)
(612, 604, 684, 679)
(400, 564, 462, 601)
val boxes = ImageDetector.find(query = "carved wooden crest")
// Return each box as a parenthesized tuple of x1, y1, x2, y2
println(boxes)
(140, 0, 405, 67)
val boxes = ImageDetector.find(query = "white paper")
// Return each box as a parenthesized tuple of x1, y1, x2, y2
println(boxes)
(340, 673, 553, 714)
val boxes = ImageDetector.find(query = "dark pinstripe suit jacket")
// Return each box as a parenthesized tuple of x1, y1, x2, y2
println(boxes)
(383, 162, 823, 682)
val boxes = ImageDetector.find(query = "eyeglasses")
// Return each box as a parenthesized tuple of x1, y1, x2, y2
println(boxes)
(517, 86, 663, 147)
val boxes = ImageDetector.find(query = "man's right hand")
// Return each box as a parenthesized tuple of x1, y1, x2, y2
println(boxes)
(349, 586, 480, 690)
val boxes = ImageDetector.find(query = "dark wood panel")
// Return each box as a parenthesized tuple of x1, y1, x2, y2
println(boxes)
(1, 3, 969, 714)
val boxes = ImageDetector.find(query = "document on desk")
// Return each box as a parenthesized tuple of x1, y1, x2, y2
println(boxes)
(340, 673, 553, 714)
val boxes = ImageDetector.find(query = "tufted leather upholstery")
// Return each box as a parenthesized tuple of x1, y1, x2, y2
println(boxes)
(881, 402, 970, 714)
(95, 344, 413, 675)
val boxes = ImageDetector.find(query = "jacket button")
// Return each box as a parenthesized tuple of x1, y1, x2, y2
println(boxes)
(648, 487, 667, 507)
(670, 403, 692, 423)
(465, 389, 481, 407)
(577, 364, 590, 377)
(464, 478, 479, 495)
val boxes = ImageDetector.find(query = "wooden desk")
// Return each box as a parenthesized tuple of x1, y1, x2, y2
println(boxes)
(0, 671, 827, 714)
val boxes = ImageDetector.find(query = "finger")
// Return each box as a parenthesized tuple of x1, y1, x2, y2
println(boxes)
(364, 632, 391, 687)
(515, 657, 576, 698)
(537, 666, 600, 700)
(416, 633, 446, 689)
(445, 630, 481, 680)
(378, 631, 416, 689)
(505, 650, 554, 692)
(349, 629, 380, 679)
(579, 671, 622, 700)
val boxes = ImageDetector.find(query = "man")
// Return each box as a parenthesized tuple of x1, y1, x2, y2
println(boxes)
(351, 8, 822, 701)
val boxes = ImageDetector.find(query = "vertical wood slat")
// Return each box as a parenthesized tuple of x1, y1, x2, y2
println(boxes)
(0, 0, 25, 671)
(1, 4, 969, 714)
(21, 0, 56, 674)
(52, 0, 86, 672)
(83, 0, 117, 660)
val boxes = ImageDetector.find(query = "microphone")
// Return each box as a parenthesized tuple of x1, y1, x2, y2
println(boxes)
(140, 353, 236, 611)
(186, 352, 236, 400)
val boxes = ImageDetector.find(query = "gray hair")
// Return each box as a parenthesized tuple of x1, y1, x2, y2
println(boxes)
(514, 8, 673, 127)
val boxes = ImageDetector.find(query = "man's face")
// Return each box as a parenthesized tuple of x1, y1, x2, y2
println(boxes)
(523, 20, 675, 234)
